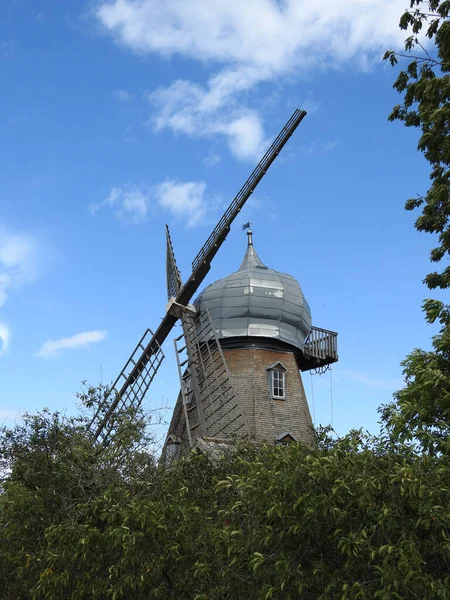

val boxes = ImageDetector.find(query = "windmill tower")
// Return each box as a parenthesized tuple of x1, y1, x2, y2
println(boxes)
(162, 228, 338, 464)
(87, 109, 337, 457)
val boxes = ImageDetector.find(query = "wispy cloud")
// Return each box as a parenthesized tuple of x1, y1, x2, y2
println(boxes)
(203, 151, 221, 168)
(90, 186, 151, 223)
(146, 76, 267, 161)
(96, 0, 406, 160)
(0, 226, 38, 307)
(91, 180, 211, 227)
(113, 88, 134, 102)
(0, 322, 10, 356)
(1, 40, 14, 59)
(340, 369, 404, 392)
(154, 180, 207, 227)
(298, 138, 341, 156)
(36, 330, 107, 360)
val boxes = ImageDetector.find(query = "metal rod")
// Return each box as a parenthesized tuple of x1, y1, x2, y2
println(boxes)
(173, 337, 193, 447)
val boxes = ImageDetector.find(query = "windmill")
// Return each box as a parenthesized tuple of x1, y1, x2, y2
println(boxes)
(89, 108, 338, 452)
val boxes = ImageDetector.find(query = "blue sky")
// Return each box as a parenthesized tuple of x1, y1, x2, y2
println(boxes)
(0, 0, 441, 439)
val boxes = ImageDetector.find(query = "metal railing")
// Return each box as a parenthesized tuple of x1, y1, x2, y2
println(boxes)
(191, 109, 306, 273)
(303, 326, 338, 361)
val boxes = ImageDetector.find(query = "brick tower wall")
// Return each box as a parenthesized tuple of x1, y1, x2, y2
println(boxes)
(223, 347, 314, 445)
(161, 344, 315, 466)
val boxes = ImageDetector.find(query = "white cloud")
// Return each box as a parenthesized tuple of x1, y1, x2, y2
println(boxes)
(91, 180, 210, 226)
(96, 0, 405, 69)
(113, 88, 134, 102)
(154, 180, 207, 227)
(217, 113, 265, 161)
(90, 186, 151, 222)
(36, 330, 107, 360)
(146, 68, 267, 160)
(96, 0, 407, 159)
(204, 151, 221, 168)
(0, 226, 38, 307)
(0, 322, 10, 356)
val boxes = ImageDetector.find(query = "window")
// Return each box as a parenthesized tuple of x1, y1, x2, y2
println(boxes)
(271, 370, 286, 399)
(276, 432, 296, 445)
(182, 371, 192, 404)
(164, 434, 182, 467)
(266, 362, 287, 400)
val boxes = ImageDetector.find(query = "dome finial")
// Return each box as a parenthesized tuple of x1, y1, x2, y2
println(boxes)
(239, 227, 266, 270)
(242, 221, 253, 246)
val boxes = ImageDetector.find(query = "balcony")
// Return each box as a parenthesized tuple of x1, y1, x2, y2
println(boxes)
(298, 326, 338, 371)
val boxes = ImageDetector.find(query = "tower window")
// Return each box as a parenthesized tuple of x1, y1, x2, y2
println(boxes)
(266, 362, 287, 400)
(182, 371, 192, 404)
(271, 370, 285, 399)
(276, 432, 297, 445)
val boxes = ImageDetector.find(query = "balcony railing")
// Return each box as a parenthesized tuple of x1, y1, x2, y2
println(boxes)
(302, 326, 338, 366)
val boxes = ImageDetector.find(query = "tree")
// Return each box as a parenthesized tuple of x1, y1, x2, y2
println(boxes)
(2, 424, 450, 600)
(0, 387, 158, 600)
(383, 1, 450, 451)
(384, 0, 450, 291)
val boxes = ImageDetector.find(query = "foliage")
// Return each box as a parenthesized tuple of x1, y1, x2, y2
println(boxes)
(384, 0, 450, 291)
(383, 1, 450, 448)
(381, 299, 450, 454)
(0, 387, 157, 600)
(2, 414, 450, 600)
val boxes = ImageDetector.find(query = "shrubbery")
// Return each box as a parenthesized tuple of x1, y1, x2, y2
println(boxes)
(1, 414, 450, 599)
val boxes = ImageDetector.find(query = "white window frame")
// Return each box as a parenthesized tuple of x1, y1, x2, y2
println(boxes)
(182, 371, 192, 404)
(271, 369, 286, 399)
(266, 362, 287, 400)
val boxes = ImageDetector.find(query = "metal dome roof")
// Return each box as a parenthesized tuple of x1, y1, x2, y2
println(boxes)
(194, 231, 312, 351)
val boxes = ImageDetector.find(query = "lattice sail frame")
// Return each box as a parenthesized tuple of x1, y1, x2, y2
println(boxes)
(166, 224, 182, 300)
(89, 329, 164, 444)
(174, 308, 248, 446)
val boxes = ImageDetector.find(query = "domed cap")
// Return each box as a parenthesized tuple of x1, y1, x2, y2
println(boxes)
(194, 231, 312, 351)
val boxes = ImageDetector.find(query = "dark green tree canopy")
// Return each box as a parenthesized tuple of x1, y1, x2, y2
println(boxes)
(382, 0, 450, 449)
(385, 0, 450, 290)
(2, 415, 450, 600)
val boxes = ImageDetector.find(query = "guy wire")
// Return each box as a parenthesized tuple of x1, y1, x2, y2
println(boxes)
(310, 370, 316, 424)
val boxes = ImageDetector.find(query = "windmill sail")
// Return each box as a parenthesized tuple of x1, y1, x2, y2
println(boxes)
(166, 224, 182, 300)
(90, 108, 307, 445)
(89, 329, 164, 443)
(174, 309, 248, 446)
(190, 109, 306, 276)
